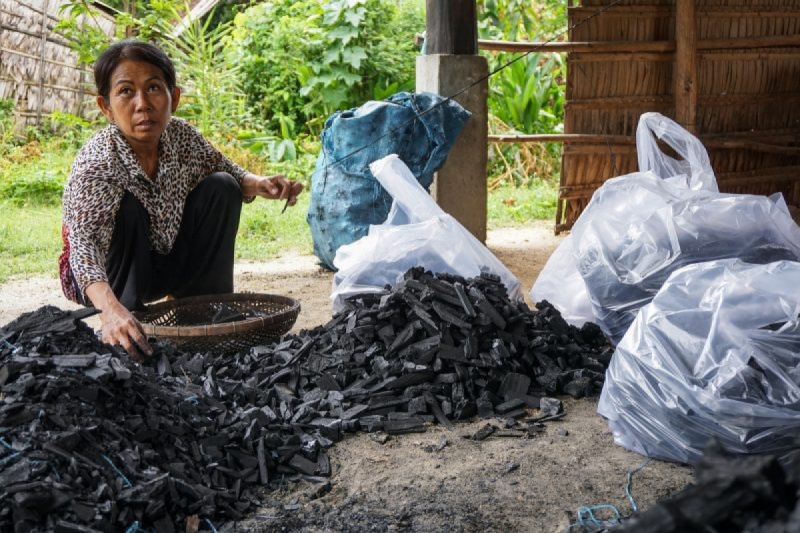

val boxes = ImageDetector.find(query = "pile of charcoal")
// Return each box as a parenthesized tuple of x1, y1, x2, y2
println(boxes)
(619, 441, 800, 532)
(0, 268, 611, 532)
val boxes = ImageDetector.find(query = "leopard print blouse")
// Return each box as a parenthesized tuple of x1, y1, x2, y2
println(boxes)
(59, 117, 248, 303)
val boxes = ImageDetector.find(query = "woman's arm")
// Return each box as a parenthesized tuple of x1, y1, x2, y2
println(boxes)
(85, 281, 153, 361)
(240, 173, 304, 205)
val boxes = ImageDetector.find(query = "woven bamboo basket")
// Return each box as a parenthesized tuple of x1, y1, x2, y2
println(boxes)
(132, 293, 301, 354)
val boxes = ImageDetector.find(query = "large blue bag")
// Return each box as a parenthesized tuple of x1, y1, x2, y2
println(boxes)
(306, 92, 471, 270)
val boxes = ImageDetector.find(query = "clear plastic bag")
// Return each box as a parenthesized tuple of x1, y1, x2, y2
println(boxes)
(530, 234, 594, 327)
(544, 113, 800, 343)
(331, 154, 522, 312)
(598, 259, 800, 464)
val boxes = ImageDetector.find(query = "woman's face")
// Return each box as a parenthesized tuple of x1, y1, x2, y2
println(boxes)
(96, 59, 181, 153)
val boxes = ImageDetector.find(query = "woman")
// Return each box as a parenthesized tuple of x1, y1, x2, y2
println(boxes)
(59, 40, 303, 360)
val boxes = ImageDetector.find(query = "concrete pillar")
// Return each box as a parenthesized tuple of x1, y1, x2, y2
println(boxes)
(416, 54, 489, 243)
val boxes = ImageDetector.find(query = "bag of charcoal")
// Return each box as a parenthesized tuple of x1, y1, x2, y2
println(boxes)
(598, 258, 800, 464)
(330, 154, 522, 312)
(533, 112, 800, 344)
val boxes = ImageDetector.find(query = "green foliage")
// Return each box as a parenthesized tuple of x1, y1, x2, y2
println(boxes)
(53, 1, 112, 65)
(0, 141, 73, 206)
(231, 0, 423, 135)
(0, 98, 17, 153)
(488, 53, 565, 135)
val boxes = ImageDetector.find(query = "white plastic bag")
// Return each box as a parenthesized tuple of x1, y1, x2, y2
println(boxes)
(598, 259, 800, 464)
(331, 154, 522, 311)
(530, 235, 594, 327)
(536, 112, 800, 344)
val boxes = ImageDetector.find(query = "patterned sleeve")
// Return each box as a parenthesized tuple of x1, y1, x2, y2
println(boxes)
(62, 157, 124, 297)
(172, 118, 249, 184)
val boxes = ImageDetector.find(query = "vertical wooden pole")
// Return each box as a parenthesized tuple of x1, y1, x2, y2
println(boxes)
(36, 0, 50, 126)
(425, 0, 477, 55)
(674, 0, 697, 132)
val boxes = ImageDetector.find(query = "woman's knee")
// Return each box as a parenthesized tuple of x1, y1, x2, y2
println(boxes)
(200, 172, 242, 201)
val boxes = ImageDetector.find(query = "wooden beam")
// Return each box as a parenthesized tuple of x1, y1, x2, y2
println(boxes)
(478, 34, 800, 54)
(674, 0, 697, 133)
(425, 0, 477, 55)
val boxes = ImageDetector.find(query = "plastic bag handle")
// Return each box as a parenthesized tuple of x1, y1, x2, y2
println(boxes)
(370, 154, 445, 224)
(635, 112, 717, 192)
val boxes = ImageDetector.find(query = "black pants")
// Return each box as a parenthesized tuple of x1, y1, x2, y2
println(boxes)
(100, 172, 242, 311)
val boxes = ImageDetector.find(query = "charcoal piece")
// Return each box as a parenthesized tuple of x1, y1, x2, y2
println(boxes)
(452, 282, 477, 318)
(151, 516, 175, 533)
(424, 393, 454, 430)
(156, 352, 172, 376)
(257, 437, 269, 486)
(521, 395, 541, 409)
(495, 398, 526, 415)
(407, 396, 427, 414)
(384, 418, 426, 435)
(341, 404, 369, 420)
(498, 373, 531, 402)
(435, 373, 458, 384)
(399, 335, 440, 362)
(54, 521, 103, 533)
(538, 397, 564, 417)
(437, 344, 467, 364)
(212, 304, 247, 325)
(468, 424, 496, 441)
(357, 415, 385, 433)
(52, 354, 97, 368)
(431, 301, 471, 330)
(384, 370, 435, 390)
(386, 322, 417, 355)
(469, 288, 507, 329)
(109, 358, 131, 381)
(563, 377, 593, 399)
(315, 374, 341, 392)
(289, 454, 318, 476)
(477, 399, 494, 419)
(499, 409, 527, 420)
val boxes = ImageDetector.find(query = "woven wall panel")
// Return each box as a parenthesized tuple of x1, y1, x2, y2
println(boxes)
(558, 0, 800, 232)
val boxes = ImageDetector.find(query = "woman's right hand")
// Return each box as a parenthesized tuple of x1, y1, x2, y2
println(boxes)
(85, 282, 153, 361)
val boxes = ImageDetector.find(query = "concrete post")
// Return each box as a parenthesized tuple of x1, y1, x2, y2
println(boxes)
(416, 54, 489, 243)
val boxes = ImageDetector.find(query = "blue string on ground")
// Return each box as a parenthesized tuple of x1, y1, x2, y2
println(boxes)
(625, 459, 652, 514)
(1, 339, 16, 350)
(0, 437, 14, 450)
(125, 521, 152, 533)
(204, 518, 219, 532)
(0, 451, 21, 466)
(30, 460, 62, 481)
(567, 458, 651, 532)
(102, 453, 133, 488)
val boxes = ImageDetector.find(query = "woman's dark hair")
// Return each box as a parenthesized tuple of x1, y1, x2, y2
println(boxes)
(94, 40, 176, 101)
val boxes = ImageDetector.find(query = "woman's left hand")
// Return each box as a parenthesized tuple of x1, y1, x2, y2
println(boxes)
(249, 174, 304, 206)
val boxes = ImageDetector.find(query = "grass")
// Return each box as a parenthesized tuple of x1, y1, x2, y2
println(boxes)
(0, 202, 63, 283)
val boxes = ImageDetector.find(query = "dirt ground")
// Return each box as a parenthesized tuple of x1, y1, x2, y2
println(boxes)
(0, 223, 693, 532)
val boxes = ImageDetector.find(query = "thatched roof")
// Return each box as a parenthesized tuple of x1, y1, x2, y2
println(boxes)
(0, 0, 115, 130)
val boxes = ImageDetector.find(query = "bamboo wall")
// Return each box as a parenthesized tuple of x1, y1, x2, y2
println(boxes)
(0, 0, 115, 130)
(559, 0, 800, 233)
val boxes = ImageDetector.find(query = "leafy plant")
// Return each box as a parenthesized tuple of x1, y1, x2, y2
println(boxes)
(488, 52, 565, 134)
(0, 98, 17, 154)
(231, 0, 423, 135)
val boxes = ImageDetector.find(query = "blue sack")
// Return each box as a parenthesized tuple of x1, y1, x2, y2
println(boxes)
(306, 92, 471, 270)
